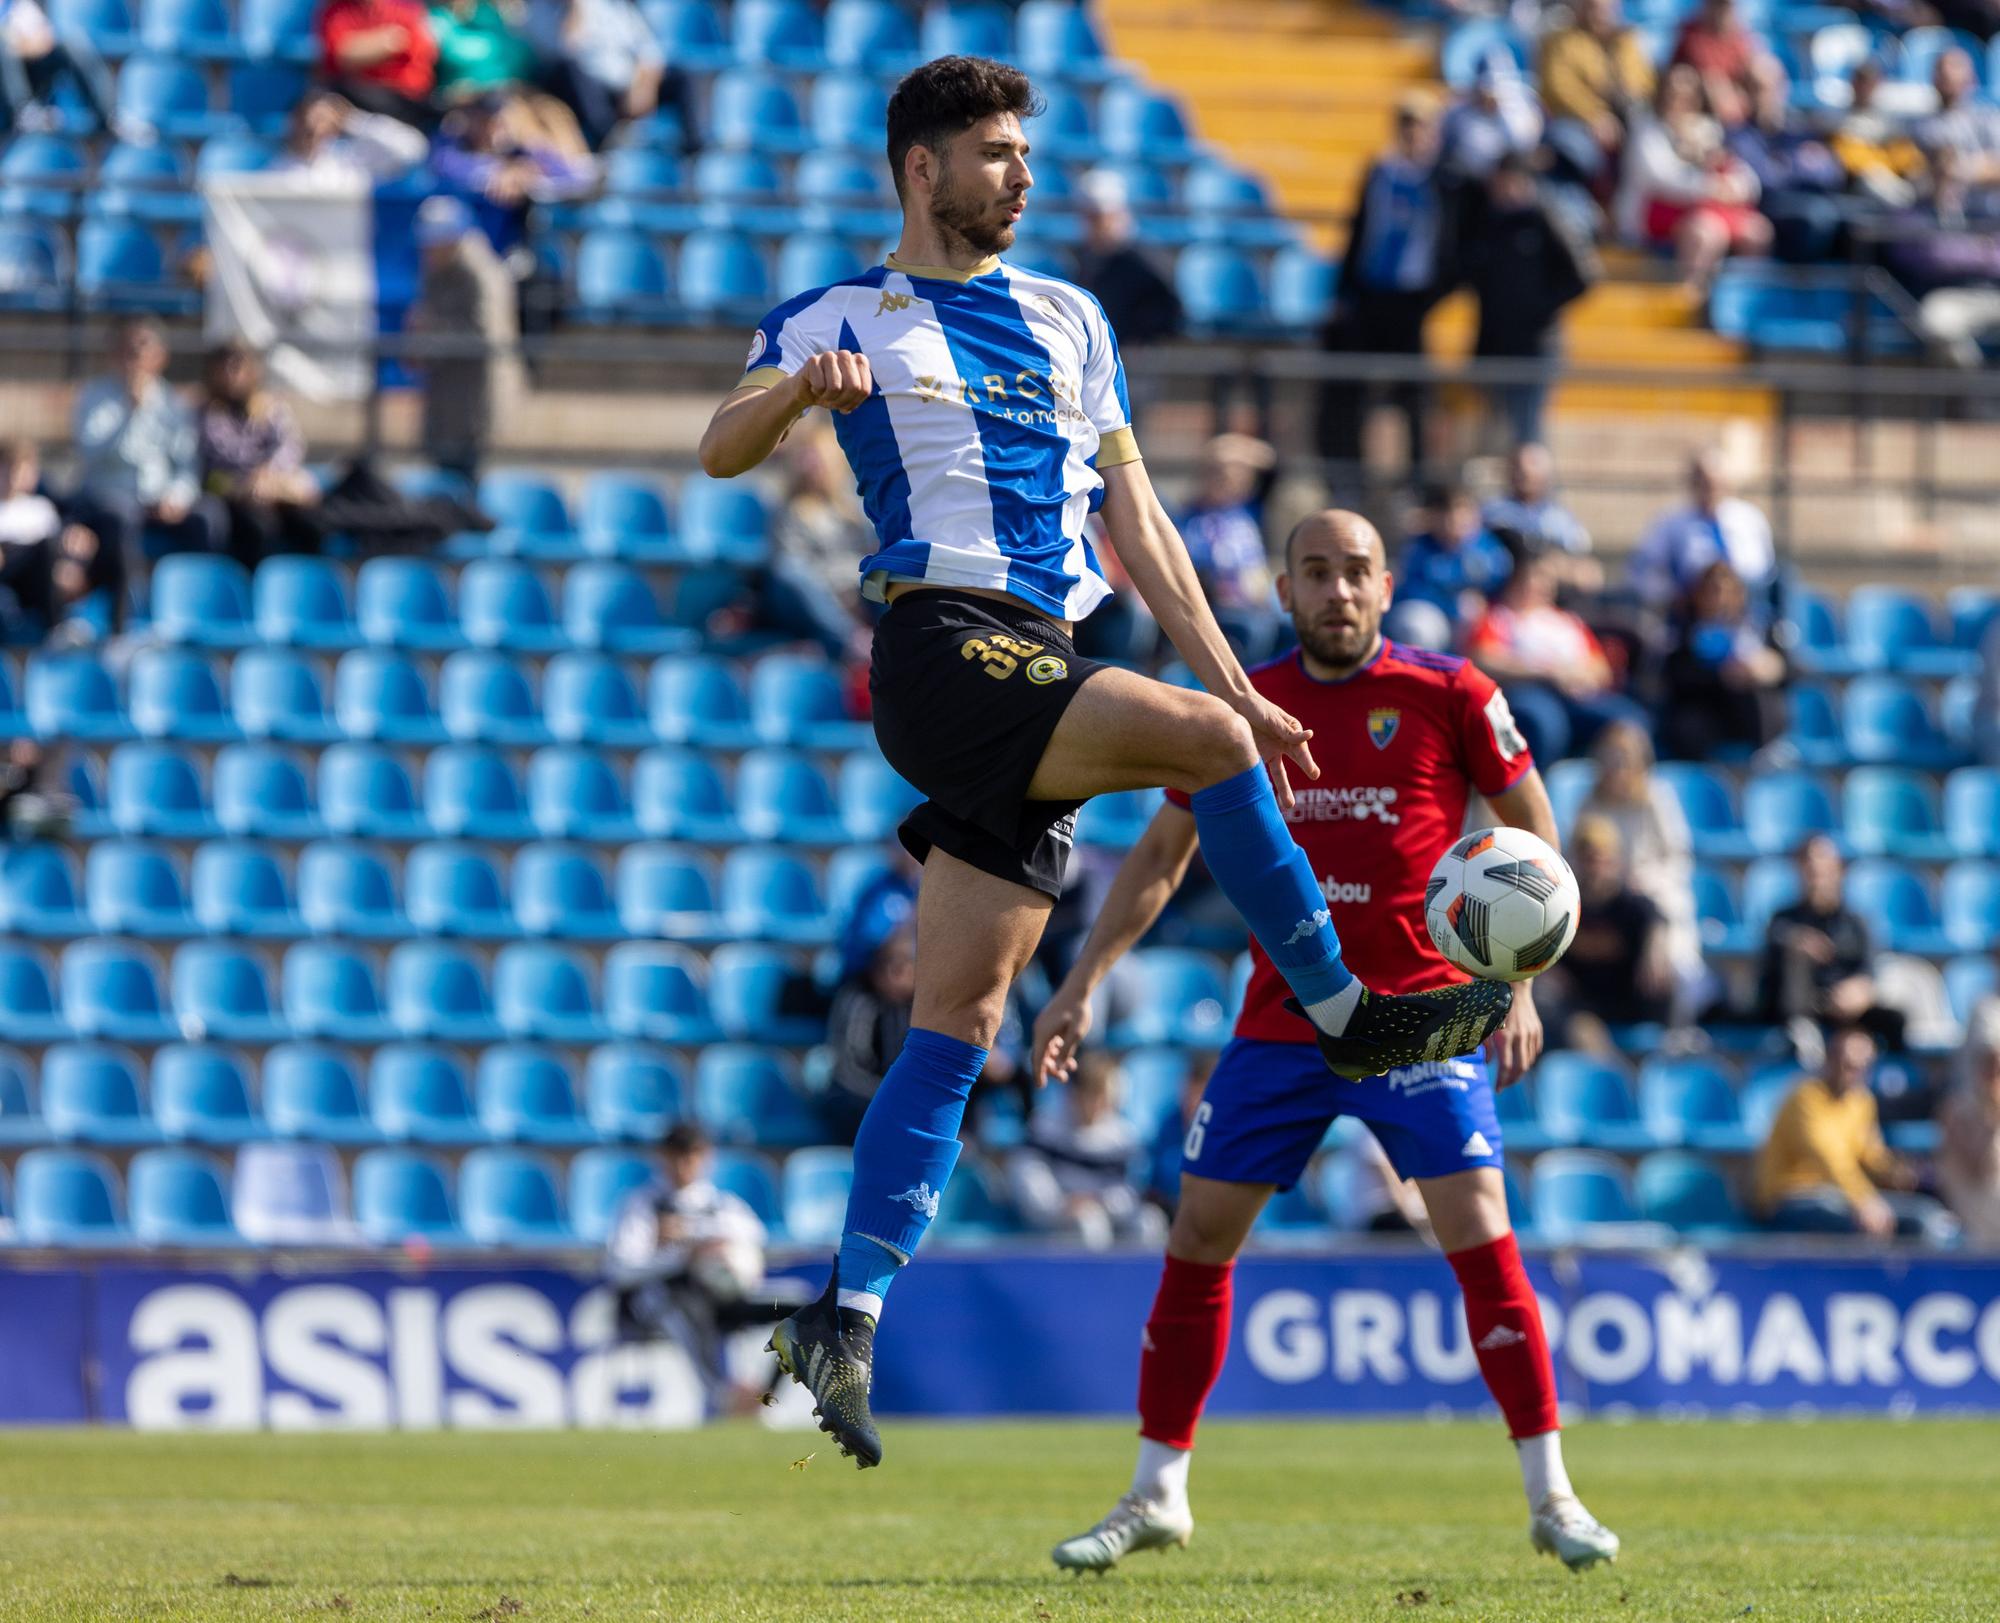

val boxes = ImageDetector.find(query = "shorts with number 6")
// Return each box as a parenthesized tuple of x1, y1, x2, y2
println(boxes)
(869, 588, 1107, 898)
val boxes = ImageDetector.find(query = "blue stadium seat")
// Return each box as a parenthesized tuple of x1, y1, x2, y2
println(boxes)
(1844, 675, 1960, 769)
(809, 75, 888, 152)
(1742, 769, 1838, 855)
(354, 1148, 463, 1243)
(26, 651, 130, 741)
(151, 554, 253, 646)
(0, 842, 83, 935)
(561, 563, 688, 657)
(172, 942, 286, 1043)
(1015, 0, 1113, 80)
(62, 940, 175, 1042)
(1635, 1150, 1746, 1235)
(1637, 1056, 1751, 1152)
(1532, 1051, 1650, 1151)
(734, 751, 845, 845)
(404, 842, 517, 939)
(385, 941, 499, 1042)
(838, 754, 923, 842)
(1945, 768, 2000, 859)
(929, 1155, 1023, 1239)
(262, 1042, 374, 1143)
(733, 0, 823, 65)
(458, 559, 564, 653)
(1740, 855, 1802, 939)
(824, 0, 915, 68)
(190, 840, 301, 937)
(1119, 1046, 1190, 1138)
(1176, 243, 1267, 333)
(15, 1148, 126, 1243)
(678, 227, 771, 322)
(1846, 859, 1950, 956)
(1948, 587, 2000, 659)
(603, 942, 718, 1043)
(439, 650, 547, 747)
(514, 844, 620, 940)
(921, 0, 1011, 57)
(129, 647, 237, 742)
(585, 1044, 684, 1141)
(1782, 585, 1851, 676)
(569, 1147, 660, 1243)
(318, 743, 427, 841)
(0, 944, 69, 1041)
(195, 132, 276, 177)
(1843, 766, 1953, 861)
(420, 746, 529, 842)
(528, 747, 639, 842)
(640, 0, 730, 70)
(648, 655, 755, 748)
(0, 1052, 38, 1141)
(749, 654, 871, 749)
(615, 845, 720, 940)
(0, 221, 68, 312)
(232, 647, 340, 743)
(460, 1147, 570, 1244)
(1945, 674, 1978, 753)
(1269, 245, 1337, 331)
(0, 133, 86, 218)
(709, 70, 807, 152)
(824, 846, 894, 925)
(1945, 956, 1998, 1027)
(42, 1042, 156, 1142)
(495, 942, 607, 1042)
(1656, 761, 1752, 859)
(475, 1045, 591, 1145)
(239, 0, 315, 58)
(281, 941, 393, 1042)
(1846, 585, 1968, 678)
(227, 61, 305, 137)
(1440, 17, 1531, 85)
(584, 154, 695, 235)
(695, 1045, 823, 1147)
(369, 1044, 480, 1144)
(76, 218, 196, 314)
(1109, 949, 1231, 1047)
(213, 743, 323, 839)
(103, 744, 214, 840)
(1075, 787, 1166, 849)
(297, 842, 406, 939)
(676, 474, 770, 566)
(710, 1146, 783, 1231)
(719, 846, 832, 943)
(333, 650, 445, 745)
(476, 470, 577, 558)
(128, 1145, 239, 1243)
(151, 1043, 258, 1141)
(140, 0, 236, 57)
(1098, 82, 1196, 161)
(575, 228, 676, 325)
(579, 471, 688, 563)
(780, 1144, 852, 1246)
(356, 557, 461, 652)
(81, 843, 190, 949)
(1942, 860, 2000, 955)
(633, 748, 741, 843)
(1786, 682, 1846, 766)
(232, 1136, 351, 1241)
(1528, 1149, 1644, 1242)
(253, 556, 356, 648)
(541, 653, 654, 753)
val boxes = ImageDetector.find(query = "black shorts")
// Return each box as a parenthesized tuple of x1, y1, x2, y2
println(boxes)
(869, 589, 1106, 898)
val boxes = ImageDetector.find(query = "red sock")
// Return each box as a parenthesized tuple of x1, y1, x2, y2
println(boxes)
(1137, 1255, 1233, 1450)
(1449, 1232, 1560, 1440)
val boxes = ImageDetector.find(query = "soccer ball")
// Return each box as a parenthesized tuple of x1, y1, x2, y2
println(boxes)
(1423, 826, 1580, 983)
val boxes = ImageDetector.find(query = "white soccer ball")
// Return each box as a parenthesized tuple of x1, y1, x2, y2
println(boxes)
(1423, 826, 1580, 983)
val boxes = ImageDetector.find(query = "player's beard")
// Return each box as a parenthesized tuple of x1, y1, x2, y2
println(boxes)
(929, 166, 1016, 257)
(1294, 615, 1378, 676)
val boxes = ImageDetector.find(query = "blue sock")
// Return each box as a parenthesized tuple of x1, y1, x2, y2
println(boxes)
(836, 1026, 987, 1318)
(1190, 765, 1357, 1022)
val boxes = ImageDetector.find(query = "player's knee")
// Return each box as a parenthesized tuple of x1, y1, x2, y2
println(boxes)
(1183, 698, 1259, 788)
(911, 985, 1009, 1051)
(1167, 1193, 1250, 1265)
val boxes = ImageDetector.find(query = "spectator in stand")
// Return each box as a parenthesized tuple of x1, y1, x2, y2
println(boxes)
(526, 0, 688, 151)
(1392, 480, 1512, 645)
(1540, 0, 1656, 194)
(273, 87, 430, 184)
(1438, 57, 1544, 187)
(431, 89, 596, 257)
(822, 918, 916, 1145)
(0, 736, 71, 837)
(1177, 432, 1278, 654)
(0, 440, 111, 645)
(1914, 49, 2000, 222)
(1619, 65, 1772, 296)
(1757, 834, 1877, 1049)
(1457, 153, 1599, 450)
(1073, 169, 1182, 349)
(1533, 814, 1675, 1052)
(197, 341, 322, 567)
(1628, 447, 1776, 614)
(1938, 1005, 2000, 1246)
(1145, 1051, 1214, 1213)
(1467, 549, 1644, 762)
(430, 0, 538, 101)
(1757, 1020, 1954, 1240)
(70, 320, 225, 625)
(1669, 0, 1764, 127)
(1830, 58, 1929, 210)
(1317, 96, 1449, 489)
(1481, 441, 1601, 592)
(1659, 557, 1787, 759)
(765, 421, 872, 660)
(1008, 1051, 1166, 1250)
(405, 195, 521, 483)
(0, 0, 126, 138)
(1726, 59, 1848, 263)
(1323, 1129, 1430, 1233)
(320, 0, 440, 129)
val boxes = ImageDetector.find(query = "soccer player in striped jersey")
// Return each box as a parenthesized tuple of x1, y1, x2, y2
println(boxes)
(1038, 512, 1619, 1572)
(698, 56, 1513, 1471)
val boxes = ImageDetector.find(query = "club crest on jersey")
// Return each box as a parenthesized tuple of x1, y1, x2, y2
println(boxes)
(1366, 708, 1401, 750)
(744, 328, 766, 368)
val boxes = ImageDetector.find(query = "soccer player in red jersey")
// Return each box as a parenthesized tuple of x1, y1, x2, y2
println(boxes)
(1037, 510, 1621, 1573)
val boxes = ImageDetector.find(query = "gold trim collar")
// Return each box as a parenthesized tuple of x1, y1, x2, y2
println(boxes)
(884, 252, 1002, 283)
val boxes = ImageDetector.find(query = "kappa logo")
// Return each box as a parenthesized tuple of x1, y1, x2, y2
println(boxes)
(1284, 908, 1332, 947)
(891, 1182, 941, 1220)
(876, 291, 914, 317)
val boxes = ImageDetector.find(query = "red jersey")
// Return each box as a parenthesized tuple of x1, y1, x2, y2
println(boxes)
(1168, 639, 1534, 1041)
(320, 0, 438, 99)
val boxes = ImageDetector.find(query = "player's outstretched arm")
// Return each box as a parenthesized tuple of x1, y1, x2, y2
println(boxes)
(1030, 804, 1200, 1084)
(1484, 767, 1560, 1088)
(697, 350, 872, 478)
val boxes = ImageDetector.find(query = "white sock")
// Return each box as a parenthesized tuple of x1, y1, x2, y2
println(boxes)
(1517, 1429, 1573, 1509)
(1131, 1437, 1192, 1507)
(1304, 978, 1363, 1037)
(836, 1289, 883, 1319)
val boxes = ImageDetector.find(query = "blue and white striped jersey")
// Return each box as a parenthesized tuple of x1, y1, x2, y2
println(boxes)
(739, 253, 1140, 622)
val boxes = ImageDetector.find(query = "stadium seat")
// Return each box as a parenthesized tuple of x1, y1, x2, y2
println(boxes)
(615, 845, 721, 940)
(1845, 585, 1969, 678)
(15, 1148, 127, 1243)
(695, 1045, 823, 1147)
(1637, 1056, 1751, 1152)
(212, 744, 322, 840)
(1945, 768, 2000, 859)
(41, 1042, 156, 1142)
(368, 1043, 480, 1144)
(690, 148, 784, 227)
(603, 942, 718, 1044)
(475, 1046, 591, 1145)
(418, 747, 528, 843)
(631, 748, 741, 844)
(1175, 242, 1267, 334)
(780, 230, 873, 288)
(575, 227, 676, 325)
(1532, 1052, 1651, 1152)
(494, 942, 607, 1042)
(195, 132, 276, 177)
(0, 944, 69, 1042)
(317, 743, 427, 841)
(62, 940, 175, 1042)
(1015, 0, 1113, 79)
(439, 650, 547, 747)
(585, 1044, 684, 1141)
(239, 0, 316, 58)
(709, 70, 807, 151)
(255, 556, 357, 649)
(140, 0, 235, 57)
(26, 651, 130, 741)
(561, 563, 689, 657)
(476, 470, 576, 557)
(190, 840, 300, 937)
(710, 1146, 783, 1231)
(1785, 682, 1847, 767)
(1843, 766, 1954, 860)
(1742, 769, 1838, 855)
(83, 842, 195, 944)
(151, 554, 253, 647)
(1634, 1150, 1746, 1235)
(1099, 82, 1196, 163)
(0, 132, 86, 219)
(719, 846, 832, 944)
(172, 942, 286, 1043)
(0, 220, 67, 311)
(1948, 586, 2000, 659)
(809, 75, 888, 152)
(356, 558, 461, 652)
(579, 471, 687, 563)
(278, 941, 391, 1045)
(824, 0, 915, 68)
(1739, 855, 1802, 941)
(1118, 1047, 1189, 1139)
(837, 754, 923, 843)
(293, 842, 400, 940)
(1844, 676, 1960, 769)
(921, 0, 1011, 57)
(568, 1147, 660, 1243)
(1656, 762, 1752, 859)
(735, 751, 846, 846)
(1075, 787, 1166, 849)
(1945, 956, 1998, 1027)
(1527, 1149, 1651, 1243)
(353, 1148, 463, 1243)
(676, 475, 771, 567)
(151, 1043, 259, 1142)
(748, 654, 870, 749)
(1942, 860, 2000, 955)
(262, 1042, 374, 1143)
(128, 1146, 239, 1244)
(1269, 245, 1338, 331)
(226, 59, 306, 136)
(1182, 158, 1285, 239)
(404, 842, 517, 939)
(1944, 675, 1978, 753)
(231, 647, 340, 743)
(333, 650, 445, 745)
(678, 228, 771, 323)
(640, 0, 730, 71)
(458, 559, 563, 653)
(128, 648, 236, 743)
(0, 842, 83, 935)
(385, 941, 499, 1042)
(1108, 950, 1231, 1047)
(1782, 585, 1851, 676)
(460, 1147, 570, 1245)
(543, 652, 655, 748)
(230, 1138, 348, 1243)
(824, 846, 896, 928)
(1441, 15, 1531, 85)
(780, 1144, 853, 1246)
(648, 655, 754, 748)
(1846, 859, 1950, 956)
(527, 747, 639, 842)
(514, 844, 621, 940)
(76, 218, 195, 314)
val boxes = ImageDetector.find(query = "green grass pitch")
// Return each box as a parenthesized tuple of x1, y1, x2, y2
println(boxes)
(2, 1418, 1995, 1620)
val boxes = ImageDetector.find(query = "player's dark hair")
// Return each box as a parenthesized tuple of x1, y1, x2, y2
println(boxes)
(662, 1121, 712, 1156)
(885, 56, 1041, 200)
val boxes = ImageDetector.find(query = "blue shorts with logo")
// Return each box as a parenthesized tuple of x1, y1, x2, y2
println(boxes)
(1180, 1038, 1505, 1189)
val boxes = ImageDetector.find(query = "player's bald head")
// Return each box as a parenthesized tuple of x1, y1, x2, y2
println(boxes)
(1283, 509, 1385, 575)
